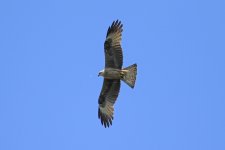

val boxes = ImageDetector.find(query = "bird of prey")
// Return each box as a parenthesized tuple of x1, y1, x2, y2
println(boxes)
(98, 20, 137, 128)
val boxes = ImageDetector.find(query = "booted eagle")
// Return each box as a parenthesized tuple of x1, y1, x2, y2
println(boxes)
(98, 20, 137, 128)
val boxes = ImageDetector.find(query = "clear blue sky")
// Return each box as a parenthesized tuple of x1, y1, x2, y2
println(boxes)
(0, 0, 225, 150)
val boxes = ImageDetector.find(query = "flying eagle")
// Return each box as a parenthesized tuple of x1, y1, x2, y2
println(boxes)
(98, 20, 137, 128)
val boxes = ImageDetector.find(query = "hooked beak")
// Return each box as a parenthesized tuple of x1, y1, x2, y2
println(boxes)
(98, 71, 103, 77)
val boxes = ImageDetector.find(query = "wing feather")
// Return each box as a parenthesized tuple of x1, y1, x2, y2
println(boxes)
(98, 79, 120, 127)
(104, 20, 123, 69)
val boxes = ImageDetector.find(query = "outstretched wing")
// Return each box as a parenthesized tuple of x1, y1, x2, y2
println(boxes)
(104, 20, 123, 69)
(98, 79, 121, 127)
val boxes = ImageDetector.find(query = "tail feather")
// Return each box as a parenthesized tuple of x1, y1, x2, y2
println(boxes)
(122, 64, 137, 88)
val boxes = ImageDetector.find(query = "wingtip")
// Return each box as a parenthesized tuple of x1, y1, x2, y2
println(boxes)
(106, 19, 123, 37)
(98, 107, 113, 128)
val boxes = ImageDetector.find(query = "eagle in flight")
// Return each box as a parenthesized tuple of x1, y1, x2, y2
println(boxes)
(98, 20, 137, 128)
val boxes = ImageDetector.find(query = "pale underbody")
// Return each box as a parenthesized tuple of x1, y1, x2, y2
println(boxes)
(99, 68, 128, 79)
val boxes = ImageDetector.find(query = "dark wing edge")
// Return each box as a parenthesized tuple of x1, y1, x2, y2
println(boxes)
(98, 79, 121, 128)
(106, 20, 123, 38)
(104, 20, 123, 69)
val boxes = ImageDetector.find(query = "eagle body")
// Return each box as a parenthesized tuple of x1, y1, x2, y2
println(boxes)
(99, 68, 123, 79)
(98, 20, 137, 128)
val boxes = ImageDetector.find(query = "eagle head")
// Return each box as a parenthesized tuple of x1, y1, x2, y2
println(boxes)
(98, 70, 104, 77)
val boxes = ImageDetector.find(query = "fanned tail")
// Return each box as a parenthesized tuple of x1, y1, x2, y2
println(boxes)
(121, 64, 137, 88)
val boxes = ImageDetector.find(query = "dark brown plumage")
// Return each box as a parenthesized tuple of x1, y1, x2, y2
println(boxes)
(104, 20, 123, 69)
(98, 20, 137, 128)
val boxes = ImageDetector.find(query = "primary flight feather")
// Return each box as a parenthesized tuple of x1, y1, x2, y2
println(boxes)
(98, 20, 137, 128)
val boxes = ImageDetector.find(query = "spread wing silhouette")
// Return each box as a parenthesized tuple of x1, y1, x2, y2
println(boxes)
(98, 20, 123, 127)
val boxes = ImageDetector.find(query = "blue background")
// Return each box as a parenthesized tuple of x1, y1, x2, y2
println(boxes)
(0, 0, 225, 150)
